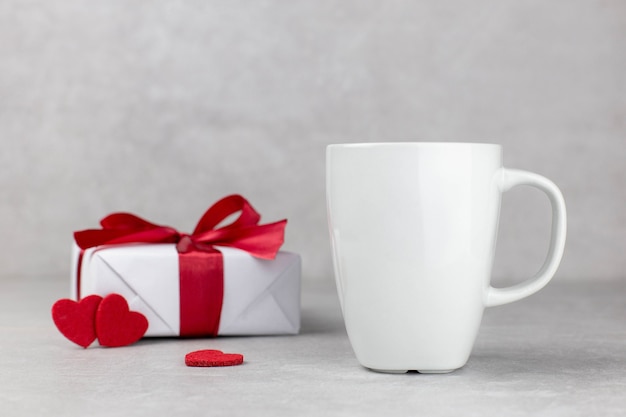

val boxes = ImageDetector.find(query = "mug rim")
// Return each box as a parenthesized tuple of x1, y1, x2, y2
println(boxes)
(327, 142, 501, 150)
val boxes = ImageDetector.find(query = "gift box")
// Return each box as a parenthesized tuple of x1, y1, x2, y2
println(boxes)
(70, 195, 301, 337)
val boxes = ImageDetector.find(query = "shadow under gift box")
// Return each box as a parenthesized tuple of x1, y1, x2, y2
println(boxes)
(71, 243, 301, 336)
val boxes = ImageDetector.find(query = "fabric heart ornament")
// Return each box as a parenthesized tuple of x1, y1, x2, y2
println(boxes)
(96, 294, 148, 347)
(185, 349, 244, 367)
(52, 295, 103, 348)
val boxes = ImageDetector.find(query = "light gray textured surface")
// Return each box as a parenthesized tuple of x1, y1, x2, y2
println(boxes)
(0, 1, 625, 283)
(1, 274, 625, 416)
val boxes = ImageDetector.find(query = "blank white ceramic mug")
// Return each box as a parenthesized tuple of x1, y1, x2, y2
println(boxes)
(326, 142, 566, 373)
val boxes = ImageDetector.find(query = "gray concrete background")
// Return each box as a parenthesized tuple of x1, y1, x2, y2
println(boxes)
(1, 1, 624, 283)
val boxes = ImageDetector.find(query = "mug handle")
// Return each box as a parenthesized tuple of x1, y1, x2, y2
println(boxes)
(486, 168, 567, 307)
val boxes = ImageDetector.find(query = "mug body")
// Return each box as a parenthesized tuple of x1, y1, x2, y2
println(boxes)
(326, 142, 502, 373)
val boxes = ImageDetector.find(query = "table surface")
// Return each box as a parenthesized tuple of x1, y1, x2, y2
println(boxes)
(1, 275, 625, 417)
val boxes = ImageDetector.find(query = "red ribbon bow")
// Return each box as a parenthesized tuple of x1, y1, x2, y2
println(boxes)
(74, 194, 287, 259)
(74, 194, 287, 337)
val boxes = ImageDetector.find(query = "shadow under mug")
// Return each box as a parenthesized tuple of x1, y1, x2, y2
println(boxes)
(326, 142, 566, 373)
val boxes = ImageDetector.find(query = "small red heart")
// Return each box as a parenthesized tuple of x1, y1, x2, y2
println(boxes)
(52, 295, 103, 348)
(96, 294, 148, 347)
(185, 349, 244, 367)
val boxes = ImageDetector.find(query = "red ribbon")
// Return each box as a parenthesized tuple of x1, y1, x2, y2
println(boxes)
(74, 194, 287, 337)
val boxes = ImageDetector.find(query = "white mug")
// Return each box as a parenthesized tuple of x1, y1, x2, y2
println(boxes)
(326, 142, 566, 373)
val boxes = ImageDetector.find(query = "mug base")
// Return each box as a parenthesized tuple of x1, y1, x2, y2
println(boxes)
(417, 369, 455, 374)
(368, 368, 456, 374)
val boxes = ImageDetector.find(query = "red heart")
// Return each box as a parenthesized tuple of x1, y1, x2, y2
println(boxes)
(52, 295, 103, 348)
(96, 294, 148, 347)
(185, 349, 244, 367)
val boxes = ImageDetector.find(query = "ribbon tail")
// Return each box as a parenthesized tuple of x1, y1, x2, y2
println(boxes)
(208, 220, 287, 260)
